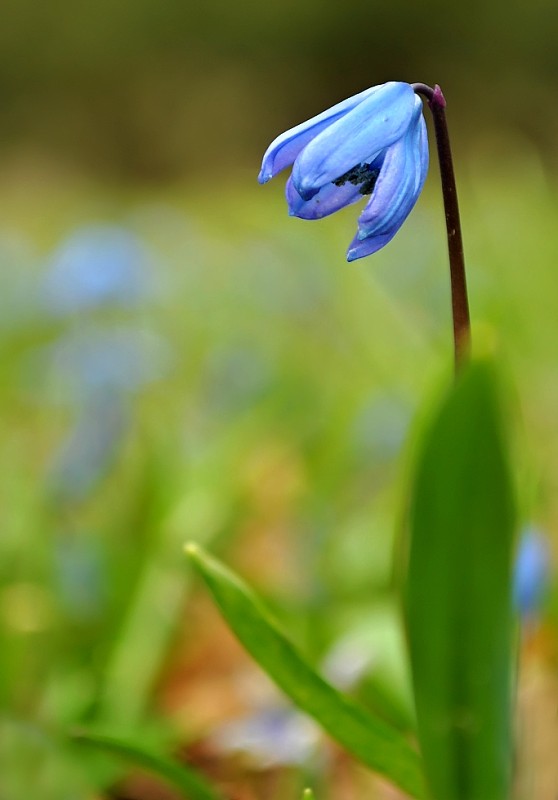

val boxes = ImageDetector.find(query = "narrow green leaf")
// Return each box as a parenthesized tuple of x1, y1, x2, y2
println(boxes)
(70, 729, 223, 800)
(185, 544, 426, 799)
(406, 360, 516, 800)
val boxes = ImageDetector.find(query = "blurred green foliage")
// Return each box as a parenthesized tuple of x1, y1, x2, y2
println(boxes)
(0, 147, 556, 796)
(407, 361, 515, 800)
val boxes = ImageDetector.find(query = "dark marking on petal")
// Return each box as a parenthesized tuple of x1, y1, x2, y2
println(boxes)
(332, 163, 380, 195)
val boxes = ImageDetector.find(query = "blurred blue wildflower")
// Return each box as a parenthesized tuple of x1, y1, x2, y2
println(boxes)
(49, 395, 129, 503)
(28, 222, 171, 505)
(210, 708, 320, 768)
(259, 81, 428, 261)
(209, 635, 377, 770)
(513, 528, 549, 620)
(45, 325, 171, 402)
(43, 325, 171, 502)
(42, 224, 153, 315)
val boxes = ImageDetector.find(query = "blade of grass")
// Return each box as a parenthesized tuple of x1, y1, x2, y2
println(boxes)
(185, 544, 426, 799)
(71, 729, 224, 800)
(406, 360, 515, 800)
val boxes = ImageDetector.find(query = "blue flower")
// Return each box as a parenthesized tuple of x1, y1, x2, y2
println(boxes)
(513, 528, 549, 621)
(258, 82, 429, 261)
(42, 225, 154, 315)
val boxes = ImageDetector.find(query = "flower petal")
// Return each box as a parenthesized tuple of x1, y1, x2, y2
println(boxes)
(346, 230, 396, 262)
(286, 174, 365, 220)
(292, 82, 416, 200)
(356, 97, 428, 241)
(258, 86, 380, 184)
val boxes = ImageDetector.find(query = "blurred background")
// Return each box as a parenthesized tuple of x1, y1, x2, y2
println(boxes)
(1, 2, 558, 799)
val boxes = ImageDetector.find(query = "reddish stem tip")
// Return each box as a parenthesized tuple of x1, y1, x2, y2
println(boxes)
(430, 84, 447, 109)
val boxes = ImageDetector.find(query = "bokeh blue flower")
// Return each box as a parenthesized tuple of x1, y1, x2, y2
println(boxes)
(41, 224, 154, 315)
(31, 222, 172, 504)
(259, 81, 428, 261)
(513, 528, 549, 621)
(43, 325, 171, 502)
(45, 325, 171, 401)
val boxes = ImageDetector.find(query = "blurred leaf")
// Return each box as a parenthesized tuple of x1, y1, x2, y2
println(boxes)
(302, 789, 315, 800)
(405, 360, 516, 800)
(185, 544, 426, 799)
(71, 729, 223, 800)
(360, 673, 415, 734)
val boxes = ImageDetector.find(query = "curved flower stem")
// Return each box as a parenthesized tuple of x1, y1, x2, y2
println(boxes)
(412, 83, 471, 369)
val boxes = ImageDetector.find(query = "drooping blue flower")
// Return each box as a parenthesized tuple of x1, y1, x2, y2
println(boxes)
(258, 81, 429, 261)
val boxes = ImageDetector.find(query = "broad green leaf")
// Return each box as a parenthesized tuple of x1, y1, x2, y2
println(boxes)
(71, 729, 223, 800)
(406, 360, 515, 800)
(302, 789, 316, 800)
(185, 544, 426, 799)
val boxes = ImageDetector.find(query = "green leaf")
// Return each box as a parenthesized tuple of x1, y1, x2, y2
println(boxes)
(185, 544, 426, 799)
(302, 789, 316, 800)
(70, 729, 223, 800)
(406, 360, 516, 800)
